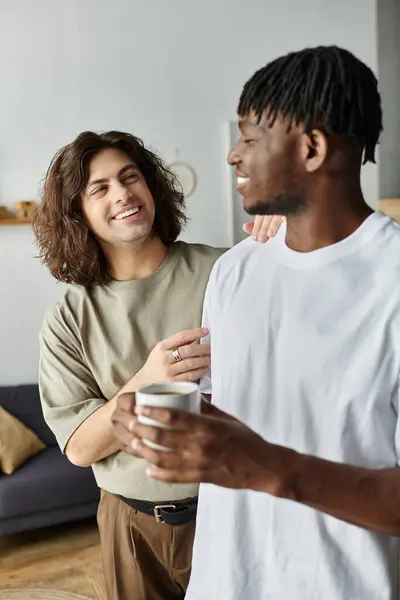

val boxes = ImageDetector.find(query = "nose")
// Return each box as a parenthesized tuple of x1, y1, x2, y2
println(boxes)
(112, 180, 130, 204)
(227, 142, 240, 166)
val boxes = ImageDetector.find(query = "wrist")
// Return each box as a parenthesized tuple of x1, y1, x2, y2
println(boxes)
(257, 441, 302, 500)
(123, 370, 146, 395)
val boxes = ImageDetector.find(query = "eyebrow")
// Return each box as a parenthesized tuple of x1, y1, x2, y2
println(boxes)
(238, 119, 257, 134)
(86, 164, 138, 190)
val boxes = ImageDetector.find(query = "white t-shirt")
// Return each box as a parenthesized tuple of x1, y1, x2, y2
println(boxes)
(188, 211, 400, 600)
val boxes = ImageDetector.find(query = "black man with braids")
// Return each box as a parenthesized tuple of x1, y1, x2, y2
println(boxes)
(115, 46, 400, 599)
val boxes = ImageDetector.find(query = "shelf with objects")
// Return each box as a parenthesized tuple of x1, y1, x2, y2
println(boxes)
(0, 201, 36, 226)
(378, 198, 400, 223)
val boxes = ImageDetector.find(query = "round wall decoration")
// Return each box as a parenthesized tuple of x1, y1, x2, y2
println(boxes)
(169, 154, 197, 198)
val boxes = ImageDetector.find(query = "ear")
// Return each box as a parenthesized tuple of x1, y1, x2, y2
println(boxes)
(300, 129, 328, 173)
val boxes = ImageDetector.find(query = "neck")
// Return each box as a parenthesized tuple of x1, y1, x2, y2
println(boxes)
(285, 179, 373, 252)
(103, 235, 168, 281)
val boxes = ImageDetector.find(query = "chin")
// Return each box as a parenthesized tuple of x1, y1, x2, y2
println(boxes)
(127, 229, 152, 243)
(245, 194, 307, 217)
(243, 196, 275, 216)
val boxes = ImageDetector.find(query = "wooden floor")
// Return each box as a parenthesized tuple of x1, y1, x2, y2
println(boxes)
(0, 518, 106, 599)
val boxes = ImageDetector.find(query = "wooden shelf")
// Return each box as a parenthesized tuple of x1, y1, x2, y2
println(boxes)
(379, 198, 400, 223)
(0, 218, 32, 226)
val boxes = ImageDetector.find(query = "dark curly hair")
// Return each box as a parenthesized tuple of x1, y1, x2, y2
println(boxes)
(32, 131, 187, 286)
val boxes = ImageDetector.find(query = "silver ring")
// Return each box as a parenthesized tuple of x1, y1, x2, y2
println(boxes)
(172, 348, 182, 362)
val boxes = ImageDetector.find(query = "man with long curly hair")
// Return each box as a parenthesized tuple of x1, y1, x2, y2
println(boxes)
(33, 130, 281, 600)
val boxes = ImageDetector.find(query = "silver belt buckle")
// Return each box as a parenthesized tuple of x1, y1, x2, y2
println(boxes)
(154, 504, 176, 523)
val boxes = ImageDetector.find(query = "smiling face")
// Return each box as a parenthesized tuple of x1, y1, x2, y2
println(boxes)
(228, 110, 309, 217)
(81, 148, 156, 248)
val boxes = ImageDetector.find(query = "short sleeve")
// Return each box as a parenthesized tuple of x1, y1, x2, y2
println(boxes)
(39, 305, 105, 453)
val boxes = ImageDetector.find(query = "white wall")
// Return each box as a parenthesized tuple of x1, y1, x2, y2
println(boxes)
(0, 0, 378, 384)
(378, 0, 400, 197)
(0, 228, 67, 384)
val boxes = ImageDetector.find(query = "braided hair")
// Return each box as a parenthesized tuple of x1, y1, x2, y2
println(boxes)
(238, 46, 382, 164)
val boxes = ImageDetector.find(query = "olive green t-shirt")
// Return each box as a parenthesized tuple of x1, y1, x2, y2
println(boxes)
(39, 241, 225, 502)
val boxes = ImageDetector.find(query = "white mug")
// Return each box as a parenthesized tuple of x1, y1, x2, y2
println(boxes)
(136, 381, 200, 451)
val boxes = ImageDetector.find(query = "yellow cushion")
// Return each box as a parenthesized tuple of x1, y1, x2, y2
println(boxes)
(0, 406, 46, 474)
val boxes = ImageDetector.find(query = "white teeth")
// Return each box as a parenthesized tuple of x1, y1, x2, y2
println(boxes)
(114, 207, 140, 220)
(237, 176, 249, 185)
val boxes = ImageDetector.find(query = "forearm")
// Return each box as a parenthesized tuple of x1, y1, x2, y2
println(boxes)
(66, 373, 144, 467)
(266, 445, 400, 535)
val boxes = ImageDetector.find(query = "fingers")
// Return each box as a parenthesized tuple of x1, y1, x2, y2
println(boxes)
(169, 343, 210, 377)
(135, 405, 192, 427)
(162, 328, 209, 351)
(267, 215, 285, 238)
(127, 411, 221, 485)
(171, 355, 210, 376)
(242, 221, 254, 235)
(251, 215, 272, 242)
(134, 404, 222, 428)
(132, 405, 235, 453)
(111, 393, 139, 451)
(242, 215, 285, 242)
(113, 420, 137, 451)
(131, 437, 212, 484)
(111, 395, 138, 453)
(174, 343, 210, 360)
(174, 366, 209, 382)
(111, 397, 139, 453)
(131, 431, 209, 470)
(131, 421, 185, 451)
(146, 465, 204, 483)
(167, 342, 210, 381)
(112, 402, 136, 430)
(115, 392, 136, 413)
(249, 215, 267, 241)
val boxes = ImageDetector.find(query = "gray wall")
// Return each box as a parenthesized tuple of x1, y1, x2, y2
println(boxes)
(378, 0, 400, 198)
(0, 0, 378, 384)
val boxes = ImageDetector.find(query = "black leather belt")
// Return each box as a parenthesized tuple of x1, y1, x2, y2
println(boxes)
(118, 495, 198, 526)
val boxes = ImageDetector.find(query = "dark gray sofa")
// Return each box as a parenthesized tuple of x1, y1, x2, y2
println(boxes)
(0, 384, 100, 535)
